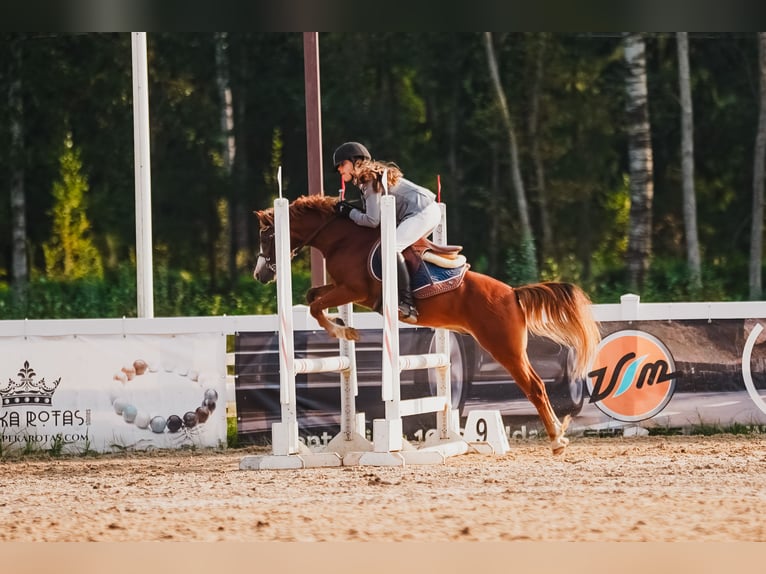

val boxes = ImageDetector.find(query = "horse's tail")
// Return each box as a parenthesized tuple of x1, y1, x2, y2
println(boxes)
(515, 282, 601, 380)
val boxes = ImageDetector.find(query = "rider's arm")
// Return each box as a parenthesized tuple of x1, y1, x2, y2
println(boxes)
(349, 183, 381, 228)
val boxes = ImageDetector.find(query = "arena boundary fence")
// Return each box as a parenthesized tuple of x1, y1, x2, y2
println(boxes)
(4, 266, 766, 454)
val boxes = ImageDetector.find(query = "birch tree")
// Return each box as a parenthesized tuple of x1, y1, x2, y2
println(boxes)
(750, 32, 766, 300)
(484, 32, 538, 281)
(623, 32, 654, 292)
(677, 32, 702, 292)
(214, 32, 238, 281)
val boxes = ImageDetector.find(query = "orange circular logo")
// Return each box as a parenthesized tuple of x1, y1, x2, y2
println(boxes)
(587, 330, 679, 422)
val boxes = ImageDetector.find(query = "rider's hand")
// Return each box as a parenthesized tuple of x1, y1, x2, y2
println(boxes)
(334, 200, 356, 219)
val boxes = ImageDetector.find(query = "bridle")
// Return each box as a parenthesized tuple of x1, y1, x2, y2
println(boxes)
(257, 212, 341, 272)
(256, 230, 278, 274)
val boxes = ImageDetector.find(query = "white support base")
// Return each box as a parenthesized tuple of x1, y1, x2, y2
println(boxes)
(239, 452, 343, 470)
(350, 446, 458, 467)
(353, 451, 407, 466)
(467, 442, 498, 455)
(324, 431, 373, 457)
(343, 430, 470, 467)
(372, 418, 403, 452)
(271, 421, 303, 456)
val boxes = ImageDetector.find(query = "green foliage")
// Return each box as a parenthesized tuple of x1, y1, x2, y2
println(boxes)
(42, 135, 103, 281)
(227, 416, 239, 448)
(0, 263, 313, 319)
(687, 421, 758, 436)
(504, 234, 538, 285)
(0, 33, 764, 309)
(48, 433, 66, 457)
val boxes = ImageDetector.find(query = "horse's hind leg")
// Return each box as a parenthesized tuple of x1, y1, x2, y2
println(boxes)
(471, 296, 570, 455)
(503, 356, 570, 455)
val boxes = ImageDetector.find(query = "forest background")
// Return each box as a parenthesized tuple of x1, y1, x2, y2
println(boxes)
(1, 32, 765, 320)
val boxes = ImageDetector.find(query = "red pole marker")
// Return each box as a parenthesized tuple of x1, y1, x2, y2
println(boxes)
(340, 174, 345, 201)
(437, 174, 441, 203)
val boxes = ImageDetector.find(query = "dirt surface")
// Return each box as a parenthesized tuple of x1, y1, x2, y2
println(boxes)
(1, 434, 765, 542)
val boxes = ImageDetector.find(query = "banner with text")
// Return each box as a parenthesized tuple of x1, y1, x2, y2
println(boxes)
(0, 333, 227, 453)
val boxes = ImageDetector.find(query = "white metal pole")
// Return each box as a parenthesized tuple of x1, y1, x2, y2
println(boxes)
(377, 183, 403, 452)
(131, 32, 154, 318)
(274, 196, 300, 455)
(432, 202, 453, 439)
(380, 176, 400, 409)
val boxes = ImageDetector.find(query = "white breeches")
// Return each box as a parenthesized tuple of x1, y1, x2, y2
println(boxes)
(396, 202, 442, 252)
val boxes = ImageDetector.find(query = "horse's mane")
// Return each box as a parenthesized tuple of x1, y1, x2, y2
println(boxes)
(256, 194, 337, 230)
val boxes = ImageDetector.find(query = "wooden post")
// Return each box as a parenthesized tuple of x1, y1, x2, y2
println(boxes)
(303, 32, 326, 287)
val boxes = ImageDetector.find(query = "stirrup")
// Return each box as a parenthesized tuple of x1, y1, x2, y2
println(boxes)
(398, 302, 418, 323)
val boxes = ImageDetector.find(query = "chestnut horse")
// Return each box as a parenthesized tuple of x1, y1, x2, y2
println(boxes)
(253, 195, 601, 455)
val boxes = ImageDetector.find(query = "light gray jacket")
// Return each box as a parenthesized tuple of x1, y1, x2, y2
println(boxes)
(350, 177, 436, 228)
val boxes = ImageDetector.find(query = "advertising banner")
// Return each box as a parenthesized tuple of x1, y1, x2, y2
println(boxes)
(234, 317, 766, 445)
(0, 333, 227, 453)
(579, 318, 766, 435)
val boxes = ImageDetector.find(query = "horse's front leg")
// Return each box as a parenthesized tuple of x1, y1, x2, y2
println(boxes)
(306, 284, 334, 305)
(306, 284, 361, 341)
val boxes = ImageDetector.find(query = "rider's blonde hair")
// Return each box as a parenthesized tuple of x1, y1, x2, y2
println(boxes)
(353, 159, 402, 193)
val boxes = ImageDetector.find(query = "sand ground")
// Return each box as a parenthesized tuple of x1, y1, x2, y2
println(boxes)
(1, 434, 765, 542)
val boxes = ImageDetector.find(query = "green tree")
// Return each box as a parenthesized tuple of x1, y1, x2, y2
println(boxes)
(42, 134, 103, 280)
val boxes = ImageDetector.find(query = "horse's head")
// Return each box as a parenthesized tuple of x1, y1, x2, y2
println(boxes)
(252, 195, 341, 284)
(253, 208, 277, 283)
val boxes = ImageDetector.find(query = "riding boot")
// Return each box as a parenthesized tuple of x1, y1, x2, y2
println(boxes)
(396, 252, 418, 323)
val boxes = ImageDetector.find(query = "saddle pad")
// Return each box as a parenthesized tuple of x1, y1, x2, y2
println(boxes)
(368, 242, 470, 299)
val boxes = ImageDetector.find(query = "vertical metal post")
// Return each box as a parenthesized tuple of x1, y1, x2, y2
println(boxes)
(131, 32, 154, 318)
(303, 32, 326, 287)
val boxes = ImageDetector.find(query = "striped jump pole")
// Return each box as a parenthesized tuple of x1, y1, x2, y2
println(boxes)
(355, 174, 467, 466)
(241, 188, 369, 470)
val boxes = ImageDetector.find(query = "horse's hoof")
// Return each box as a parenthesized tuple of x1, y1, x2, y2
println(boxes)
(343, 327, 360, 342)
(551, 435, 569, 456)
(550, 415, 571, 455)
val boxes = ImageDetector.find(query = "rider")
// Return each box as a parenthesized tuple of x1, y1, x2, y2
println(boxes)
(332, 141, 441, 323)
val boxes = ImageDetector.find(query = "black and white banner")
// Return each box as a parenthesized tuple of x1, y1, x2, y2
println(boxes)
(235, 318, 766, 444)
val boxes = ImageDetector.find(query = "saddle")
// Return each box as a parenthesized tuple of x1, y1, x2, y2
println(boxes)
(408, 237, 467, 269)
(368, 237, 470, 299)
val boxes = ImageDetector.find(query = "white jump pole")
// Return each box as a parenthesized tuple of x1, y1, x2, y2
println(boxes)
(430, 200, 453, 441)
(272, 193, 300, 456)
(240, 170, 368, 470)
(375, 190, 403, 452)
(131, 32, 154, 318)
(357, 173, 467, 466)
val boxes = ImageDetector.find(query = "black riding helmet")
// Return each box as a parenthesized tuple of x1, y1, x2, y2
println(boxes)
(333, 142, 371, 168)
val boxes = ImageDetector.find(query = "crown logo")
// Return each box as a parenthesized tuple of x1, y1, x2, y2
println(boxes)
(1, 361, 61, 407)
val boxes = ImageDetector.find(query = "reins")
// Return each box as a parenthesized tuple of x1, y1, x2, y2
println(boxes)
(259, 212, 341, 272)
(289, 214, 340, 258)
